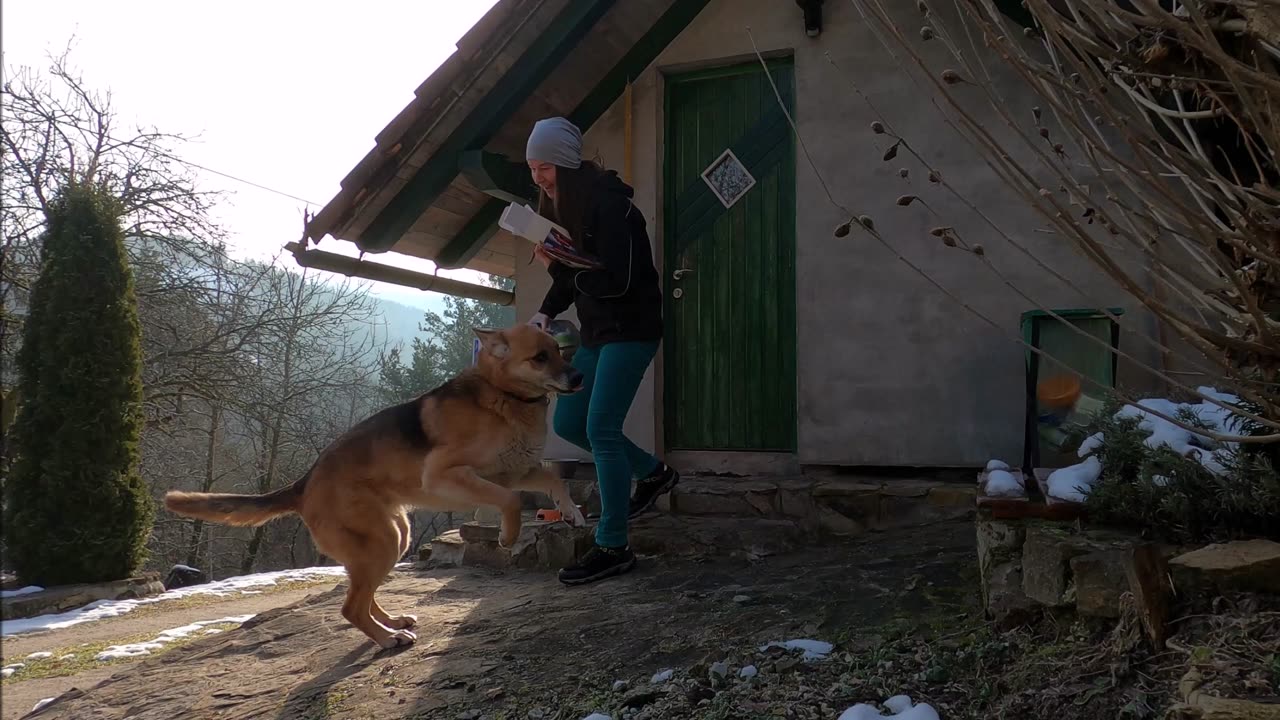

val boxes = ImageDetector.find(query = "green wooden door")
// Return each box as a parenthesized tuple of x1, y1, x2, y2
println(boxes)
(663, 59, 797, 452)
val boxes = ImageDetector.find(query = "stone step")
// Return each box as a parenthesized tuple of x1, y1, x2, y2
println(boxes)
(657, 476, 975, 535)
(418, 512, 813, 573)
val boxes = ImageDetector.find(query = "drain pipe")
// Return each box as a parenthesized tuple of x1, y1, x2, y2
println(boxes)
(285, 242, 515, 306)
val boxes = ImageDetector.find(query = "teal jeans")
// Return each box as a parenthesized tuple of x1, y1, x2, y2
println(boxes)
(553, 340, 661, 549)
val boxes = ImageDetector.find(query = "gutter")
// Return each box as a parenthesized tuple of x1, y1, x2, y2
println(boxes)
(284, 242, 514, 307)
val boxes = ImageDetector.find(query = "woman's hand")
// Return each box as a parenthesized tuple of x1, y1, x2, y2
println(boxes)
(532, 244, 553, 269)
(527, 313, 550, 331)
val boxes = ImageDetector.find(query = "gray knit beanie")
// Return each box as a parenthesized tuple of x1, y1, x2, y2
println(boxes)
(526, 117, 583, 169)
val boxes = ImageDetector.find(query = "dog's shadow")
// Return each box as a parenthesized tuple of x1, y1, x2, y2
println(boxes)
(273, 642, 413, 719)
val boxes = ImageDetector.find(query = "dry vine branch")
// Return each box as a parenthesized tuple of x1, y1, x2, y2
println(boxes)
(744, 12, 1280, 443)
(809, 0, 1280, 437)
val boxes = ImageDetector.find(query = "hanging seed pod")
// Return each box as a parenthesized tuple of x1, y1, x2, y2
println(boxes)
(917, 0, 929, 14)
(928, 169, 942, 183)
(898, 167, 910, 179)
(883, 141, 901, 162)
(871, 120, 886, 134)
(1053, 143, 1065, 157)
(1070, 72, 1081, 84)
(920, 26, 935, 41)
(1032, 106, 1042, 121)
(1023, 27, 1035, 38)
(941, 69, 965, 85)
(942, 234, 957, 247)
(929, 226, 951, 237)
(834, 221, 852, 238)
(858, 215, 876, 231)
(897, 195, 919, 207)
(1038, 127, 1050, 140)
(972, 244, 985, 256)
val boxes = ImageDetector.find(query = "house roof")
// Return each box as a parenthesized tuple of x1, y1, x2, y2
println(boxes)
(301, 0, 712, 279)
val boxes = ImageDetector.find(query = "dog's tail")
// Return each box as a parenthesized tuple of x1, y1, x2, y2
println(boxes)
(164, 476, 307, 527)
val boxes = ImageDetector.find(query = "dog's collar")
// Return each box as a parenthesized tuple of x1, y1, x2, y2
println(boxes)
(505, 391, 549, 406)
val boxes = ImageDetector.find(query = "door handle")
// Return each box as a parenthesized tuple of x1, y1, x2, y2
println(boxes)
(672, 268, 694, 280)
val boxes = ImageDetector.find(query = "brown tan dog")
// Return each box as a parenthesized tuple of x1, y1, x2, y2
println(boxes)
(163, 325, 586, 649)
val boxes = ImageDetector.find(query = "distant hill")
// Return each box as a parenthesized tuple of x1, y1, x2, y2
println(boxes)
(371, 296, 437, 351)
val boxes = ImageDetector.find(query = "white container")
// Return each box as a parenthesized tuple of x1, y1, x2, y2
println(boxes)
(498, 202, 564, 244)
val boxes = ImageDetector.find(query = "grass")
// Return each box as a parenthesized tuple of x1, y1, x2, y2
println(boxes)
(1, 621, 244, 682)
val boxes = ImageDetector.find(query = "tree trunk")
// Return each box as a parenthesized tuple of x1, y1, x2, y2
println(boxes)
(185, 402, 221, 569)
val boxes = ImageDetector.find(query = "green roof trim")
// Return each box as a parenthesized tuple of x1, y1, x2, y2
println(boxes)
(433, 0, 714, 268)
(356, 0, 618, 254)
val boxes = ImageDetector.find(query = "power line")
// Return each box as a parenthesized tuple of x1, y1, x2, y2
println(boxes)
(57, 120, 327, 207)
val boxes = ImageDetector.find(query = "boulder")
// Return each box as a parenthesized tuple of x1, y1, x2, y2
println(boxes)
(1169, 539, 1280, 597)
(164, 564, 208, 590)
(1069, 550, 1128, 618)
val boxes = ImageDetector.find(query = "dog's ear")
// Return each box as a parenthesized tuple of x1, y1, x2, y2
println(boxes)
(473, 327, 509, 359)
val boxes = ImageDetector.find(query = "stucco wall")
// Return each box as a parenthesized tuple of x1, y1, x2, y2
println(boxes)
(518, 0, 1165, 468)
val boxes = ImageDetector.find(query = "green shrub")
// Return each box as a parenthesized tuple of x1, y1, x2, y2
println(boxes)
(1079, 393, 1280, 544)
(3, 182, 152, 585)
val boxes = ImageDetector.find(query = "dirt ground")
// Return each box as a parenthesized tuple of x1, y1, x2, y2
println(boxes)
(2, 586, 329, 720)
(15, 520, 981, 720)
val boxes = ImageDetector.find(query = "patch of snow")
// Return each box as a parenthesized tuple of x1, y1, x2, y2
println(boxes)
(1110, 387, 1241, 474)
(984, 470, 1024, 497)
(1077, 432, 1104, 457)
(25, 651, 53, 660)
(1152, 474, 1170, 487)
(171, 564, 201, 573)
(57, 654, 75, 661)
(582, 714, 612, 720)
(759, 639, 834, 661)
(94, 614, 254, 661)
(31, 698, 56, 713)
(650, 669, 674, 684)
(739, 665, 758, 679)
(1, 664, 23, 678)
(2, 565, 347, 636)
(1046, 456, 1103, 503)
(1, 585, 44, 598)
(985, 459, 1010, 471)
(839, 694, 940, 719)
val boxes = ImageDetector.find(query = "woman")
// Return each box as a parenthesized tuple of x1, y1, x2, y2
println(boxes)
(524, 116, 679, 586)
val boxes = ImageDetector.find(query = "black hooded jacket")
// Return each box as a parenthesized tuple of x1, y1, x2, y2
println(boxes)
(537, 171, 663, 348)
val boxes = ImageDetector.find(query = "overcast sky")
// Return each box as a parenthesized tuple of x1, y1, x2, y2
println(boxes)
(3, 0, 500, 310)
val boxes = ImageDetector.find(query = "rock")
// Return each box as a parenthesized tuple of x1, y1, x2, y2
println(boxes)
(650, 669, 674, 684)
(732, 595, 751, 604)
(739, 665, 759, 679)
(164, 564, 208, 590)
(1070, 550, 1130, 617)
(985, 560, 1037, 629)
(708, 661, 730, 680)
(975, 517, 1025, 606)
(1021, 526, 1083, 606)
(417, 544, 433, 562)
(1169, 539, 1280, 596)
(1125, 543, 1173, 648)
(425, 531, 465, 568)
(622, 687, 663, 708)
(773, 656, 799, 673)
(612, 680, 629, 692)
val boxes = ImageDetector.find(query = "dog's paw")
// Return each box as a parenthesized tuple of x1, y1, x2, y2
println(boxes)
(378, 630, 417, 649)
(389, 614, 417, 629)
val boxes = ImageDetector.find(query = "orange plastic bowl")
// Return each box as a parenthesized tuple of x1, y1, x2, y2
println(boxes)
(1037, 374, 1082, 411)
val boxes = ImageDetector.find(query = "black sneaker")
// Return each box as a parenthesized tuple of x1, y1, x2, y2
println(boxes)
(558, 544, 636, 585)
(628, 462, 680, 519)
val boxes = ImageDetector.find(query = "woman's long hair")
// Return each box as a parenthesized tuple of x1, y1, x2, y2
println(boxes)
(536, 160, 602, 248)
